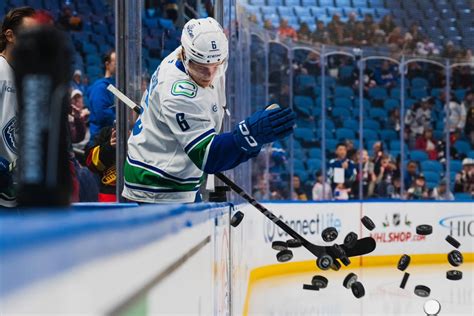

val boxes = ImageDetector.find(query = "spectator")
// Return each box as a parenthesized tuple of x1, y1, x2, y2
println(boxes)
(71, 69, 86, 95)
(87, 50, 116, 145)
(327, 143, 357, 191)
(69, 89, 88, 145)
(0, 6, 37, 207)
(253, 176, 268, 200)
(406, 173, 429, 200)
(405, 97, 433, 145)
(85, 126, 117, 202)
(374, 154, 397, 197)
(345, 139, 357, 161)
(57, 5, 82, 31)
(404, 23, 423, 50)
(415, 37, 440, 56)
(374, 60, 398, 88)
(441, 91, 466, 134)
(292, 175, 308, 200)
(165, 0, 178, 22)
(312, 170, 332, 200)
(379, 14, 396, 35)
(334, 183, 350, 200)
(352, 21, 368, 46)
(431, 179, 454, 200)
(352, 66, 376, 94)
(388, 108, 401, 132)
(356, 149, 376, 198)
(301, 51, 321, 77)
(362, 13, 375, 38)
(312, 20, 329, 44)
(387, 27, 404, 49)
(441, 41, 457, 59)
(278, 18, 297, 41)
(415, 128, 438, 160)
(464, 92, 474, 146)
(297, 22, 312, 43)
(404, 160, 418, 189)
(345, 12, 357, 33)
(454, 158, 474, 194)
(263, 19, 275, 32)
(390, 175, 402, 199)
(371, 24, 386, 47)
(327, 14, 344, 40)
(372, 141, 385, 174)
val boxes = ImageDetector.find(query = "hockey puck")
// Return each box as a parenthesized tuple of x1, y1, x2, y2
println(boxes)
(361, 216, 375, 231)
(446, 270, 462, 281)
(343, 232, 358, 249)
(331, 244, 350, 266)
(311, 275, 328, 289)
(351, 281, 365, 298)
(414, 285, 431, 297)
(276, 249, 293, 262)
(287, 238, 302, 248)
(400, 272, 410, 289)
(303, 284, 319, 291)
(272, 241, 288, 251)
(397, 254, 411, 271)
(423, 299, 441, 316)
(343, 272, 358, 289)
(230, 211, 244, 227)
(316, 254, 333, 270)
(330, 259, 342, 271)
(416, 224, 433, 236)
(322, 227, 338, 242)
(447, 250, 463, 267)
(445, 235, 461, 249)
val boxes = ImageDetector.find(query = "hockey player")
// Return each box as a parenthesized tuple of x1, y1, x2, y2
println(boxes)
(123, 17, 295, 203)
(0, 7, 37, 207)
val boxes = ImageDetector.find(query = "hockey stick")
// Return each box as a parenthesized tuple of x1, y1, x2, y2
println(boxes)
(105, 85, 376, 269)
(107, 84, 143, 114)
(215, 172, 376, 269)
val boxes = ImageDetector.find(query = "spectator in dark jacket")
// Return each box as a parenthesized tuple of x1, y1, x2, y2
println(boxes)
(87, 50, 116, 145)
(327, 143, 357, 191)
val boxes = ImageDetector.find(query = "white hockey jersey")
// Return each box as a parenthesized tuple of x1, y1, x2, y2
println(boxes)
(0, 55, 18, 207)
(122, 47, 226, 203)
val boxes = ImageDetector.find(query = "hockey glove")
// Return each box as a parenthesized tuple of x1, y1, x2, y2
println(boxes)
(233, 105, 296, 153)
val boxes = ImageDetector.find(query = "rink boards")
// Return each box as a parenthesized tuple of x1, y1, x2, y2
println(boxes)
(0, 201, 472, 315)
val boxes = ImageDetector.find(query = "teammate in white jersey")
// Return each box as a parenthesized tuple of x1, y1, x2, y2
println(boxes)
(123, 17, 296, 203)
(0, 7, 37, 207)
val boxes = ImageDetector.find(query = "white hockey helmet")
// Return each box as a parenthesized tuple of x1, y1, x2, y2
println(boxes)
(181, 17, 228, 67)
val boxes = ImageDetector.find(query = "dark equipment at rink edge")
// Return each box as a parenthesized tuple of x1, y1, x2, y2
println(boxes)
(208, 185, 230, 202)
(13, 26, 73, 207)
(215, 172, 377, 270)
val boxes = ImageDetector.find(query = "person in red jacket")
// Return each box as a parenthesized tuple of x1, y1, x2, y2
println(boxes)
(415, 128, 438, 160)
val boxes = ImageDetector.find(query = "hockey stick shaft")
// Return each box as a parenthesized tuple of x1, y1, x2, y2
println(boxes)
(107, 84, 143, 114)
(215, 172, 314, 249)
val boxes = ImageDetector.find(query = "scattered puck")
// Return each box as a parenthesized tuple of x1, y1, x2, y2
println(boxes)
(445, 235, 461, 249)
(276, 249, 293, 262)
(316, 254, 333, 270)
(272, 241, 288, 251)
(322, 227, 338, 242)
(361, 216, 375, 231)
(330, 259, 342, 271)
(416, 224, 433, 236)
(230, 211, 244, 227)
(287, 238, 302, 248)
(339, 255, 351, 266)
(303, 284, 319, 291)
(447, 250, 463, 267)
(397, 254, 411, 271)
(351, 281, 365, 298)
(311, 275, 328, 288)
(423, 299, 441, 316)
(400, 272, 410, 289)
(343, 272, 358, 289)
(446, 270, 462, 281)
(343, 232, 358, 249)
(414, 285, 431, 297)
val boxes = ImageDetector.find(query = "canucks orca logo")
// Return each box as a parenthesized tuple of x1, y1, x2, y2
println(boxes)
(2, 117, 18, 154)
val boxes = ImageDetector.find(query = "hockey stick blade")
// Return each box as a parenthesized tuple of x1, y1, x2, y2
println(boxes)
(215, 172, 376, 259)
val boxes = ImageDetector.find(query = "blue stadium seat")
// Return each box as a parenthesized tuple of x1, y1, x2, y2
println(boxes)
(454, 89, 466, 102)
(343, 119, 359, 130)
(294, 127, 315, 144)
(268, 0, 284, 5)
(411, 77, 429, 89)
(410, 150, 429, 162)
(426, 181, 438, 190)
(362, 129, 378, 141)
(261, 6, 278, 16)
(411, 88, 428, 99)
(352, 0, 368, 8)
(339, 65, 354, 79)
(308, 148, 322, 159)
(369, 108, 387, 120)
(334, 86, 354, 98)
(325, 139, 339, 151)
(368, 87, 388, 100)
(295, 74, 317, 93)
(327, 7, 345, 17)
(333, 97, 353, 108)
(405, 98, 417, 108)
(319, 0, 335, 7)
(250, 0, 266, 4)
(294, 6, 312, 17)
(294, 95, 315, 108)
(278, 6, 294, 16)
(286, 0, 301, 5)
(384, 98, 399, 111)
(332, 107, 351, 118)
(380, 130, 397, 141)
(363, 119, 380, 130)
(454, 141, 471, 155)
(450, 160, 463, 173)
(390, 87, 407, 98)
(454, 193, 473, 200)
(302, 0, 318, 5)
(316, 97, 332, 108)
(421, 160, 443, 173)
(294, 160, 306, 170)
(317, 76, 336, 87)
(336, 128, 356, 140)
(325, 119, 336, 130)
(467, 150, 474, 159)
(335, 0, 352, 7)
(423, 171, 440, 184)
(307, 158, 322, 171)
